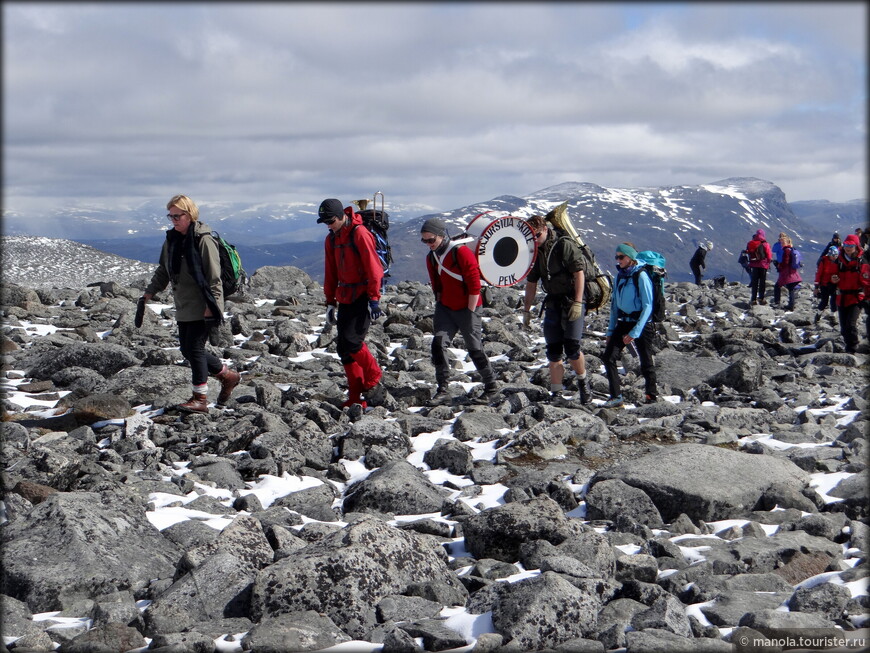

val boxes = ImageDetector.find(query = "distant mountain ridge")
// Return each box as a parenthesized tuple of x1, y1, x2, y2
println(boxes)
(3, 178, 867, 288)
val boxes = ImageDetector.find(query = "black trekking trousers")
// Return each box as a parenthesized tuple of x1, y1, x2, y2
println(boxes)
(178, 320, 223, 386)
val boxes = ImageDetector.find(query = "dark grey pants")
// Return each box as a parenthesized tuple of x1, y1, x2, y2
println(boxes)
(431, 303, 493, 387)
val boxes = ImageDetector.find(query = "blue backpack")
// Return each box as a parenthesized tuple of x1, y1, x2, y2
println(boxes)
(790, 247, 803, 270)
(632, 250, 667, 323)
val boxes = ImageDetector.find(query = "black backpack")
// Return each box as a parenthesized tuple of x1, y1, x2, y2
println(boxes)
(353, 193, 392, 289)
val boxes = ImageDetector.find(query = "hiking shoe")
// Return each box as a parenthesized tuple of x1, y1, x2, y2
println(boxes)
(758, 298, 767, 305)
(364, 382, 387, 407)
(751, 300, 759, 306)
(178, 393, 209, 413)
(215, 366, 241, 406)
(341, 399, 368, 411)
(643, 394, 658, 404)
(578, 378, 591, 405)
(482, 382, 499, 398)
(814, 312, 822, 323)
(602, 396, 624, 408)
(429, 386, 449, 406)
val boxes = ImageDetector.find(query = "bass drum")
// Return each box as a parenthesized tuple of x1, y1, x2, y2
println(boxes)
(464, 211, 537, 287)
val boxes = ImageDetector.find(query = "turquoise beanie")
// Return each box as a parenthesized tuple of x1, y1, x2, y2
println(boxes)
(616, 244, 638, 261)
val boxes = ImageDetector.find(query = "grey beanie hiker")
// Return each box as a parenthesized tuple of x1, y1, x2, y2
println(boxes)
(421, 218, 448, 237)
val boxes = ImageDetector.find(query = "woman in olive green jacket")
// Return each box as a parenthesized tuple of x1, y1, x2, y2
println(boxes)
(142, 195, 240, 413)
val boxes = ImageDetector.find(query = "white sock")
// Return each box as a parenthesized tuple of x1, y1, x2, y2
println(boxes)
(578, 373, 587, 379)
(550, 383, 563, 393)
(193, 383, 208, 395)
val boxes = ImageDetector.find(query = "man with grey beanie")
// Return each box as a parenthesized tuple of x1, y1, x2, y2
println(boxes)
(422, 217, 498, 404)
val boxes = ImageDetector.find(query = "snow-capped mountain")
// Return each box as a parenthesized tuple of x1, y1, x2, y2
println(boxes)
(386, 177, 865, 283)
(1, 197, 428, 246)
(3, 178, 866, 288)
(1, 236, 155, 289)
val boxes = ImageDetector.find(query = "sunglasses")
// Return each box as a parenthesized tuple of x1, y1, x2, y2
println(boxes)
(615, 254, 627, 260)
(534, 231, 544, 239)
(843, 243, 856, 248)
(421, 237, 437, 244)
(322, 217, 338, 226)
(167, 213, 186, 221)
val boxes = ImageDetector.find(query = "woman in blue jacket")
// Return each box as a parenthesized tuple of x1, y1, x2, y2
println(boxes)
(602, 243, 658, 408)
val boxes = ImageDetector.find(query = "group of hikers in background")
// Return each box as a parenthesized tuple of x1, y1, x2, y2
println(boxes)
(136, 194, 869, 413)
(736, 226, 870, 354)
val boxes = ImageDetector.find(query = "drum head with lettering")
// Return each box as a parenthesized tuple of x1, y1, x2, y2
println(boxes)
(465, 212, 537, 287)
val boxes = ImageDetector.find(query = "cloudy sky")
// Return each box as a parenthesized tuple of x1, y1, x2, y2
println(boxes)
(3, 2, 866, 227)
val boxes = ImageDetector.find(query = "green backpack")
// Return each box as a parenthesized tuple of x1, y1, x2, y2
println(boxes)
(210, 231, 246, 297)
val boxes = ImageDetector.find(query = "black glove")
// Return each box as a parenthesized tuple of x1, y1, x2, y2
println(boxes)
(134, 297, 146, 328)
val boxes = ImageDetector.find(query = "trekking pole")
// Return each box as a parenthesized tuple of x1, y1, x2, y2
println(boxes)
(373, 191, 384, 218)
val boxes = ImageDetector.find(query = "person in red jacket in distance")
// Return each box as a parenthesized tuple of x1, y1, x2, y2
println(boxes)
(831, 234, 865, 354)
(814, 245, 840, 323)
(319, 198, 385, 409)
(422, 217, 497, 405)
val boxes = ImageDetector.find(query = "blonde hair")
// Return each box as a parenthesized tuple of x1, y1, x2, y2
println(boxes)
(781, 235, 793, 247)
(166, 194, 199, 222)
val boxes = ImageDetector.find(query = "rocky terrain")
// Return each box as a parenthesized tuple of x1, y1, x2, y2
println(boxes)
(1, 266, 868, 653)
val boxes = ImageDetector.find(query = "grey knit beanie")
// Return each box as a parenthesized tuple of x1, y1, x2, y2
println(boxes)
(421, 218, 448, 237)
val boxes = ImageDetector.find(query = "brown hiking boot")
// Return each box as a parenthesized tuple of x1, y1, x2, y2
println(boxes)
(215, 366, 241, 406)
(178, 392, 208, 413)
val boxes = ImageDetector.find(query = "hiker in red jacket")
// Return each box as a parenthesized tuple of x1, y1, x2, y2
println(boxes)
(831, 234, 865, 353)
(422, 217, 497, 405)
(861, 246, 870, 344)
(746, 229, 773, 305)
(319, 198, 385, 409)
(814, 245, 840, 323)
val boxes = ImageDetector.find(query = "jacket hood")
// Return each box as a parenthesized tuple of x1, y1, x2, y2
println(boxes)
(345, 206, 363, 227)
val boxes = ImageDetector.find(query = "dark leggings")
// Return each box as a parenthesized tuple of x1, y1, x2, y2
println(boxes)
(178, 320, 223, 385)
(750, 267, 768, 302)
(838, 304, 862, 352)
(603, 320, 657, 398)
(817, 284, 837, 312)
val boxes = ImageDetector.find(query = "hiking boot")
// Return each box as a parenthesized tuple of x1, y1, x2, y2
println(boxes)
(814, 312, 822, 323)
(643, 394, 658, 404)
(751, 299, 759, 306)
(602, 395, 624, 408)
(429, 385, 450, 406)
(482, 381, 499, 399)
(578, 378, 591, 405)
(215, 366, 241, 406)
(178, 393, 208, 413)
(341, 399, 368, 412)
(758, 298, 767, 305)
(364, 381, 387, 407)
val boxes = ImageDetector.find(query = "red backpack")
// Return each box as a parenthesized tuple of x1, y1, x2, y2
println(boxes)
(746, 239, 766, 262)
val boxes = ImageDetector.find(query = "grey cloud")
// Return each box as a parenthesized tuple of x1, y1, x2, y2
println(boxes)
(2, 2, 865, 227)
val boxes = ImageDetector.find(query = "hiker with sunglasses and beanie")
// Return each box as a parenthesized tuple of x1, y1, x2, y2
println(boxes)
(318, 198, 385, 410)
(142, 194, 241, 413)
(601, 243, 658, 408)
(521, 215, 591, 404)
(421, 217, 497, 405)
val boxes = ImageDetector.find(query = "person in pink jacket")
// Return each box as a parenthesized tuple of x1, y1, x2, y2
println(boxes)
(772, 234, 802, 311)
